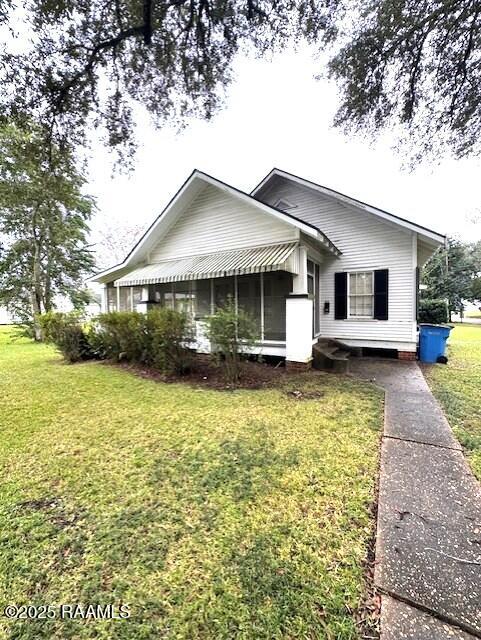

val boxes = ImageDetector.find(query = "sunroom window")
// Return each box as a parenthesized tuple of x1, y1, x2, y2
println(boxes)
(263, 272, 291, 340)
(107, 285, 117, 312)
(237, 274, 262, 334)
(134, 272, 292, 342)
(194, 279, 211, 317)
(174, 283, 194, 316)
(151, 283, 174, 308)
(348, 271, 374, 318)
(118, 286, 132, 312)
(132, 286, 143, 309)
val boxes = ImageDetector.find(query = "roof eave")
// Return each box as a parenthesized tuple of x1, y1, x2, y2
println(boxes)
(93, 169, 341, 282)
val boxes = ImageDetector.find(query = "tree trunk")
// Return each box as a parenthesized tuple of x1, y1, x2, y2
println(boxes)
(31, 240, 44, 340)
(43, 222, 54, 312)
(44, 265, 53, 312)
(30, 289, 42, 341)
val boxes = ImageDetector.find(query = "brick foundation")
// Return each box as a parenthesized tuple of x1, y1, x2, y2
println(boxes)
(285, 359, 313, 372)
(398, 350, 417, 361)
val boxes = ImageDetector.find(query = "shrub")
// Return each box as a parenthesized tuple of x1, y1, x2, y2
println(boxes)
(92, 308, 194, 375)
(146, 308, 194, 375)
(419, 299, 449, 324)
(203, 297, 259, 384)
(92, 312, 147, 362)
(38, 311, 92, 363)
(40, 308, 195, 375)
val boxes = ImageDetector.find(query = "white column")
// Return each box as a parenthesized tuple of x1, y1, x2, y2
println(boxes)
(285, 245, 313, 363)
(292, 245, 308, 294)
(286, 297, 313, 363)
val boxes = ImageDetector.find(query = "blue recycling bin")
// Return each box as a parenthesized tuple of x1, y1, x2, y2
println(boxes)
(419, 324, 452, 363)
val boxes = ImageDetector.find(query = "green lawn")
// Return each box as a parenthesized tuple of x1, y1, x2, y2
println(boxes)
(423, 323, 481, 480)
(0, 328, 382, 639)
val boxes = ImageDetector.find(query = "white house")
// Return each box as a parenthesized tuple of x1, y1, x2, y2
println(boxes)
(0, 307, 13, 325)
(93, 169, 445, 366)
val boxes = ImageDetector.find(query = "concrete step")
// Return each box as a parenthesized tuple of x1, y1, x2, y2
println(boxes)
(312, 339, 350, 373)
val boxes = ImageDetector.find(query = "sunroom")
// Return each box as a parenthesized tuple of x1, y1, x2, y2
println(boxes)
(102, 240, 338, 363)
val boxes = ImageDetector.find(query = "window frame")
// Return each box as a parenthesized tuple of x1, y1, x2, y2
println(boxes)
(347, 270, 375, 319)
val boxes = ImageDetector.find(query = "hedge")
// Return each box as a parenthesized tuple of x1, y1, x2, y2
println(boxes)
(39, 309, 194, 374)
(419, 299, 449, 324)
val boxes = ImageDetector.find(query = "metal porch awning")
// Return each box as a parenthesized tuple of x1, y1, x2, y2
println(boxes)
(114, 242, 298, 287)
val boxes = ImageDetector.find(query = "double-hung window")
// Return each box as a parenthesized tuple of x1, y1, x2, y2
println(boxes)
(348, 271, 374, 318)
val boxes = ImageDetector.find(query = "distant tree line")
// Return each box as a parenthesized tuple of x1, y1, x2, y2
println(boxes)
(422, 238, 481, 321)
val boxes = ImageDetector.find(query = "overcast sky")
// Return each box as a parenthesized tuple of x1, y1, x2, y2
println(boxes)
(88, 45, 481, 255)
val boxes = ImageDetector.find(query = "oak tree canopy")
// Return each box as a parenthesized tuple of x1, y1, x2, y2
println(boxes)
(0, 1, 331, 159)
(328, 0, 481, 161)
(1, 1, 480, 161)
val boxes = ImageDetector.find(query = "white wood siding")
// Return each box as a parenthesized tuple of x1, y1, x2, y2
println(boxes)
(257, 178, 418, 346)
(150, 184, 297, 262)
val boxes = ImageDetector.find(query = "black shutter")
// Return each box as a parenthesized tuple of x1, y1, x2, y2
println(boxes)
(374, 269, 389, 320)
(334, 272, 347, 319)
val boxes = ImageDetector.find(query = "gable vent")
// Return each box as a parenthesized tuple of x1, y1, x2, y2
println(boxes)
(273, 198, 296, 211)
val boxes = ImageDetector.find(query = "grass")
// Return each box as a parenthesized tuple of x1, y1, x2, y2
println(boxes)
(423, 323, 481, 480)
(465, 310, 481, 318)
(0, 327, 382, 639)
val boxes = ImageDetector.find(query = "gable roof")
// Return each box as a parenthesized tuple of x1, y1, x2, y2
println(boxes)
(251, 168, 446, 247)
(93, 169, 341, 283)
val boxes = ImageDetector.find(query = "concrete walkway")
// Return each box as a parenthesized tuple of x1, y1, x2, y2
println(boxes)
(350, 359, 481, 639)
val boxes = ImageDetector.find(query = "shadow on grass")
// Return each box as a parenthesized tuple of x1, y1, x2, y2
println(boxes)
(150, 424, 300, 504)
